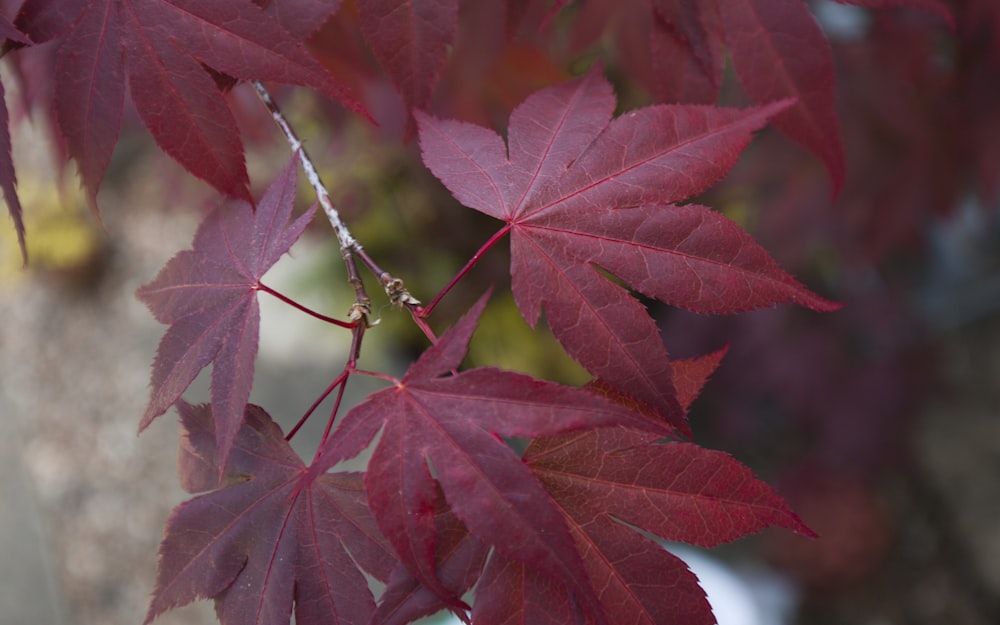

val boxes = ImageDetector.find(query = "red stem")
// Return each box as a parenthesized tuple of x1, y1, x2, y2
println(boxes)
(258, 282, 355, 328)
(317, 376, 350, 450)
(418, 224, 511, 317)
(286, 370, 347, 441)
(315, 324, 367, 451)
(409, 310, 439, 344)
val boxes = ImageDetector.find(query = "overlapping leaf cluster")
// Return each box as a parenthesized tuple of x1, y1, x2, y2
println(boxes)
(4, 1, 960, 624)
(129, 66, 827, 623)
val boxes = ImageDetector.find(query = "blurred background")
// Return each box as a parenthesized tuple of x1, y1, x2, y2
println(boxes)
(2, 1, 1000, 624)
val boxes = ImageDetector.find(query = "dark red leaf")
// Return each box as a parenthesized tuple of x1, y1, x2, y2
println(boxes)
(54, 0, 124, 209)
(13, 0, 88, 43)
(360, 0, 459, 112)
(258, 0, 343, 40)
(321, 293, 668, 623)
(417, 69, 836, 434)
(526, 429, 815, 545)
(488, 428, 814, 624)
(0, 13, 29, 43)
(146, 402, 395, 625)
(0, 77, 26, 264)
(19, 0, 367, 204)
(672, 346, 728, 412)
(136, 157, 315, 472)
(472, 551, 587, 625)
(649, 0, 725, 104)
(719, 0, 845, 190)
(372, 504, 488, 625)
(474, 519, 713, 625)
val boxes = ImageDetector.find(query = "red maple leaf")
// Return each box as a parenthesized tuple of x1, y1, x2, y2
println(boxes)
(0, 100, 22, 265)
(146, 401, 396, 625)
(465, 427, 813, 625)
(571, 0, 952, 191)
(372, 502, 489, 625)
(417, 69, 837, 434)
(12, 0, 365, 204)
(256, 0, 343, 40)
(716, 0, 845, 189)
(648, 0, 726, 106)
(320, 292, 671, 622)
(0, 18, 29, 263)
(360, 0, 459, 113)
(136, 156, 316, 472)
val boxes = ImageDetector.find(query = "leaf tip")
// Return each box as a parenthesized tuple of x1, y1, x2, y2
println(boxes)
(803, 294, 845, 314)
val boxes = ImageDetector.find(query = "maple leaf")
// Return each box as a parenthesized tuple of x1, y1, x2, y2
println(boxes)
(146, 401, 396, 625)
(672, 346, 729, 412)
(0, 81, 24, 265)
(256, 0, 343, 40)
(136, 156, 316, 472)
(360, 0, 459, 113)
(372, 502, 489, 625)
(602, 0, 951, 190)
(13, 0, 366, 205)
(417, 69, 837, 434)
(716, 0, 845, 191)
(320, 292, 670, 623)
(467, 427, 813, 625)
(649, 0, 725, 105)
(0, 18, 29, 263)
(567, 0, 845, 188)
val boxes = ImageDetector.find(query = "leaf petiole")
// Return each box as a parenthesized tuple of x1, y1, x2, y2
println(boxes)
(287, 369, 347, 442)
(257, 282, 355, 328)
(418, 223, 511, 317)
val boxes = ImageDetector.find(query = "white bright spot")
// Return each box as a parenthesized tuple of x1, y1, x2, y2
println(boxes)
(812, 0, 870, 40)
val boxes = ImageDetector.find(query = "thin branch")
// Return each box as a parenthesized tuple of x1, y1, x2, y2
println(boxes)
(342, 247, 371, 323)
(251, 80, 357, 251)
(251, 80, 419, 311)
(354, 246, 421, 308)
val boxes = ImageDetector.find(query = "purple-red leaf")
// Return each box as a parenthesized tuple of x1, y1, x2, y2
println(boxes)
(258, 0, 344, 40)
(0, 76, 26, 264)
(372, 504, 488, 625)
(136, 157, 315, 472)
(481, 428, 814, 624)
(0, 14, 29, 44)
(321, 294, 668, 623)
(54, 0, 124, 209)
(527, 429, 815, 546)
(473, 551, 588, 625)
(18, 0, 367, 204)
(418, 69, 836, 434)
(0, 20, 26, 256)
(672, 346, 728, 412)
(474, 521, 712, 625)
(360, 0, 459, 112)
(719, 0, 845, 190)
(146, 402, 395, 625)
(649, 0, 725, 104)
(12, 0, 88, 43)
